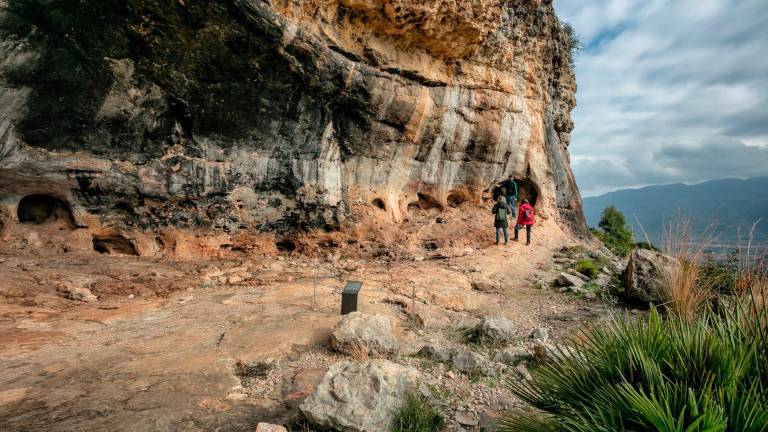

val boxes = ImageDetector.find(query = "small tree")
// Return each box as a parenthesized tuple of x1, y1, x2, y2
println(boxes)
(562, 22, 583, 63)
(598, 206, 634, 256)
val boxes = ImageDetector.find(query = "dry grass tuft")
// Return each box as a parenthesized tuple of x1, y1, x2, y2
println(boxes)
(346, 342, 369, 362)
(661, 218, 714, 321)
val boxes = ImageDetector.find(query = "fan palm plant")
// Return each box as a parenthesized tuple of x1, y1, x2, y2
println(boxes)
(500, 288, 768, 432)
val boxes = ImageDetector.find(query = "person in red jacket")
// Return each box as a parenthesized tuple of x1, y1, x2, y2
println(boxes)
(514, 198, 535, 245)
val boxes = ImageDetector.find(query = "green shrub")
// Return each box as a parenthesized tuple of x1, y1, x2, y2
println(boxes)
(635, 241, 660, 251)
(698, 258, 740, 295)
(392, 391, 445, 432)
(574, 259, 599, 279)
(500, 296, 768, 432)
(596, 206, 635, 257)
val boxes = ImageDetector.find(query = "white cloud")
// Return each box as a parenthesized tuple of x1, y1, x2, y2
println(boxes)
(554, 0, 768, 196)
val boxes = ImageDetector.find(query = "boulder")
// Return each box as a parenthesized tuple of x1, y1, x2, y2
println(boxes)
(299, 360, 421, 432)
(330, 312, 399, 357)
(476, 316, 516, 344)
(622, 249, 678, 304)
(493, 346, 532, 365)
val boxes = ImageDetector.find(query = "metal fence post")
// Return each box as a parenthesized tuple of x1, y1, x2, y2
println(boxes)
(312, 262, 318, 310)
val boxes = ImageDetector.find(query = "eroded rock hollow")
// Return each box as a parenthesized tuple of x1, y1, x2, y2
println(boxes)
(0, 0, 584, 254)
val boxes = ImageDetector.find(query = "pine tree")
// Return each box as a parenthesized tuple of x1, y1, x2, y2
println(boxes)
(598, 206, 634, 256)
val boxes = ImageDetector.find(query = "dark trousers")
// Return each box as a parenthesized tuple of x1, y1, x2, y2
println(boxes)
(514, 225, 532, 244)
(495, 227, 508, 244)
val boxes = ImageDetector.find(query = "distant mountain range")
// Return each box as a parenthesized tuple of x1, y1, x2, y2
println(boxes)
(582, 177, 768, 250)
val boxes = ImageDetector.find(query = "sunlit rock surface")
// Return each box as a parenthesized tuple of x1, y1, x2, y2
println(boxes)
(0, 0, 584, 249)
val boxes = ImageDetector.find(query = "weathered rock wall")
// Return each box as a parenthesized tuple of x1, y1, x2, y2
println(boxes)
(0, 0, 584, 252)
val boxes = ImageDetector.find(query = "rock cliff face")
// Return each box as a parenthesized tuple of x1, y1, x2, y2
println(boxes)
(0, 0, 583, 254)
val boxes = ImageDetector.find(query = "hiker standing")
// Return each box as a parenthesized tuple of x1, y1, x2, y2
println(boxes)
(514, 198, 535, 245)
(503, 175, 518, 217)
(492, 196, 511, 245)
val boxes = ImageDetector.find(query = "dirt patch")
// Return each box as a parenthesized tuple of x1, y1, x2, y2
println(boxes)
(0, 215, 613, 431)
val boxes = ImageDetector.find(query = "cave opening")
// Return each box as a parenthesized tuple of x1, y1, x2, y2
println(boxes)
(17, 194, 74, 225)
(371, 198, 386, 210)
(92, 235, 139, 256)
(447, 190, 471, 208)
(408, 193, 442, 212)
(491, 179, 539, 208)
(275, 239, 296, 253)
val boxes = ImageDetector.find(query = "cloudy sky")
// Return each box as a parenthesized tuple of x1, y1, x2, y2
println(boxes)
(553, 0, 768, 197)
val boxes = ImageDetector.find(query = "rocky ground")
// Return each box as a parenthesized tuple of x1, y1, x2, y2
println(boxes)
(0, 217, 627, 432)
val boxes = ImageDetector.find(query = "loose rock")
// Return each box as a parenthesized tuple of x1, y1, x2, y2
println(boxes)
(451, 350, 488, 376)
(255, 423, 287, 432)
(529, 327, 549, 342)
(454, 412, 479, 427)
(57, 283, 98, 303)
(493, 346, 532, 365)
(476, 316, 516, 344)
(418, 345, 452, 363)
(299, 360, 422, 432)
(555, 272, 586, 289)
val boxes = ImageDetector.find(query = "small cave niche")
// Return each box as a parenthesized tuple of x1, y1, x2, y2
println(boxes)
(275, 239, 296, 253)
(17, 194, 74, 225)
(408, 193, 442, 211)
(371, 198, 386, 210)
(92, 235, 139, 256)
(491, 178, 539, 208)
(447, 190, 471, 208)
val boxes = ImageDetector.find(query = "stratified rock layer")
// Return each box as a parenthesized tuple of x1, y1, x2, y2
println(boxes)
(0, 0, 583, 251)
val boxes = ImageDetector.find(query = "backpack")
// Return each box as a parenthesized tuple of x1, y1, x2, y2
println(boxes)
(523, 206, 534, 220)
(496, 206, 507, 222)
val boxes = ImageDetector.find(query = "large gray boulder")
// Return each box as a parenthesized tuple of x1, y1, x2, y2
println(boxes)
(622, 249, 679, 304)
(330, 312, 399, 357)
(299, 360, 421, 432)
(477, 316, 516, 344)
